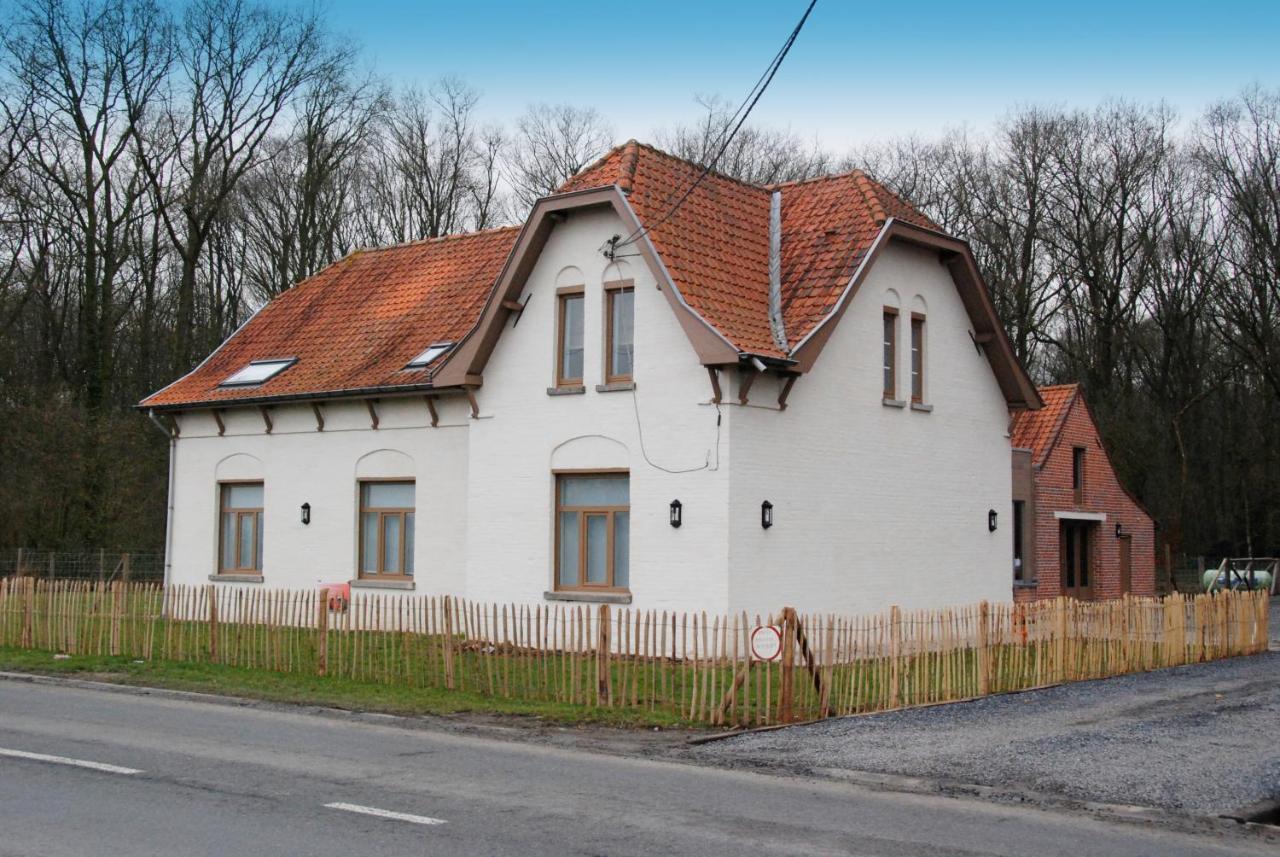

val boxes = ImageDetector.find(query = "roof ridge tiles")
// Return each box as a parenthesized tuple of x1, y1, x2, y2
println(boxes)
(356, 224, 521, 256)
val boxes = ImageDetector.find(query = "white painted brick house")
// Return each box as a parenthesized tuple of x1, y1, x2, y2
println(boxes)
(141, 142, 1042, 616)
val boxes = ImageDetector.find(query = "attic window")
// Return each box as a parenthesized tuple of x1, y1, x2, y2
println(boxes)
(219, 359, 296, 387)
(406, 342, 454, 370)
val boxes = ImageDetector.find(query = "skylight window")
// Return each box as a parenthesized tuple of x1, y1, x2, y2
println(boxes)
(220, 358, 297, 387)
(406, 342, 453, 370)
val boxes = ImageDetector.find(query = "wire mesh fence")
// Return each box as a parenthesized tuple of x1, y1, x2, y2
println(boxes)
(0, 580, 1268, 727)
(0, 550, 164, 583)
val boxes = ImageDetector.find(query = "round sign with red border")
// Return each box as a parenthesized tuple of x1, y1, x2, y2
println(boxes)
(750, 625, 783, 661)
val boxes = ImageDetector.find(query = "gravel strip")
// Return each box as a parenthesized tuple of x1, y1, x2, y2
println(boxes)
(691, 651, 1280, 817)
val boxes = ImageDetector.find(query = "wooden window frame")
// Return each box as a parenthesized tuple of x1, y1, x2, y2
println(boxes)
(553, 470, 630, 593)
(910, 312, 925, 403)
(604, 280, 635, 384)
(555, 286, 585, 388)
(1012, 499, 1026, 581)
(882, 307, 898, 399)
(358, 478, 415, 581)
(218, 481, 263, 574)
(1072, 446, 1086, 504)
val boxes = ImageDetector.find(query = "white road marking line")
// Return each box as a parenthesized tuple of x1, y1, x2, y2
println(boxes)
(324, 802, 447, 826)
(0, 747, 142, 775)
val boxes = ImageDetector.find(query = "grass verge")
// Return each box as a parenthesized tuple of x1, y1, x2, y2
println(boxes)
(0, 646, 699, 730)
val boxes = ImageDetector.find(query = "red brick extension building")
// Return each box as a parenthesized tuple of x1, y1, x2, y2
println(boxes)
(1009, 384, 1155, 601)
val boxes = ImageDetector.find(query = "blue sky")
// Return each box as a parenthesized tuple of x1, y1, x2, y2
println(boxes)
(325, 0, 1280, 149)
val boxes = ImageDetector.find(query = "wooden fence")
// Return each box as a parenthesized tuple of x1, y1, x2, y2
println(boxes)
(0, 580, 1268, 727)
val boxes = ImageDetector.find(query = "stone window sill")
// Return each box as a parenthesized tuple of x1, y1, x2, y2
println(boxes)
(209, 573, 263, 583)
(546, 385, 585, 396)
(882, 397, 906, 409)
(543, 590, 632, 605)
(351, 579, 416, 590)
(911, 402, 934, 413)
(1013, 579, 1039, 589)
(595, 381, 635, 393)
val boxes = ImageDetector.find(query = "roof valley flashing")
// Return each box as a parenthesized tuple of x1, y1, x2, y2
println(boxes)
(139, 141, 1039, 413)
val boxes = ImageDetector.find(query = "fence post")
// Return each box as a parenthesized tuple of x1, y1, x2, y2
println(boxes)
(47, 554, 54, 582)
(122, 553, 131, 584)
(15, 548, 22, 577)
(99, 549, 106, 584)
(208, 585, 218, 663)
(316, 588, 329, 677)
(596, 603, 612, 707)
(889, 605, 902, 709)
(109, 582, 123, 656)
(442, 596, 455, 690)
(21, 577, 33, 648)
(977, 600, 991, 696)
(779, 606, 796, 723)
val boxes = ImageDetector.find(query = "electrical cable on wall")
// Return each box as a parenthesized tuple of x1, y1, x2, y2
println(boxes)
(630, 382, 720, 474)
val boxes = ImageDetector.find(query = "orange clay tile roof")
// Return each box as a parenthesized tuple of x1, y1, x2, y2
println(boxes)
(142, 227, 519, 408)
(560, 141, 940, 356)
(1010, 384, 1079, 464)
(142, 141, 942, 408)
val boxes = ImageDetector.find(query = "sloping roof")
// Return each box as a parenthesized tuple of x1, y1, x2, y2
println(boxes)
(1010, 384, 1079, 464)
(142, 227, 518, 408)
(559, 141, 940, 356)
(142, 141, 1027, 410)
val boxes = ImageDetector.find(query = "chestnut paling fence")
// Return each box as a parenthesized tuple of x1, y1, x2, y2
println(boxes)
(0, 579, 1269, 727)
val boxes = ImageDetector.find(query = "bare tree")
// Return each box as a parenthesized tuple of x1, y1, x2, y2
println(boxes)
(236, 65, 388, 300)
(1199, 86, 1280, 400)
(354, 79, 507, 245)
(656, 95, 830, 185)
(506, 102, 613, 210)
(136, 0, 338, 369)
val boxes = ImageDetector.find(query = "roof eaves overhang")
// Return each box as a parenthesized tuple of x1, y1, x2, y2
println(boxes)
(135, 382, 469, 414)
(433, 184, 741, 388)
(788, 217, 1043, 410)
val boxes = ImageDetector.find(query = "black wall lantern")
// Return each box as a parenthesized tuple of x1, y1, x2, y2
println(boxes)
(987, 508, 998, 532)
(301, 502, 311, 525)
(669, 499, 683, 528)
(761, 500, 774, 529)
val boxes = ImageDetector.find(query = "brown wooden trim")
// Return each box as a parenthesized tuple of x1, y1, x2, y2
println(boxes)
(212, 409, 226, 436)
(707, 367, 722, 404)
(777, 374, 799, 410)
(500, 299, 525, 311)
(555, 284, 585, 296)
(738, 366, 758, 405)
(366, 399, 380, 430)
(218, 481, 263, 575)
(556, 291, 585, 388)
(882, 307, 898, 400)
(424, 395, 439, 428)
(553, 471, 630, 593)
(910, 313, 925, 404)
(310, 402, 325, 432)
(166, 414, 181, 437)
(604, 281, 635, 384)
(789, 219, 1041, 409)
(258, 406, 272, 434)
(357, 479, 415, 581)
(465, 387, 480, 419)
(432, 186, 738, 389)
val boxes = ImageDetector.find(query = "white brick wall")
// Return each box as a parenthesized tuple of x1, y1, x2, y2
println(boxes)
(166, 222, 1013, 617)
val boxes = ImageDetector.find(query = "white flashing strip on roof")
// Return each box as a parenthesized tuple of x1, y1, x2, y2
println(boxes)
(1054, 511, 1107, 522)
(406, 342, 454, 370)
(219, 358, 297, 388)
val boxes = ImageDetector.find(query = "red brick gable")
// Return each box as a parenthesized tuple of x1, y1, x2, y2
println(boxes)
(1010, 383, 1077, 465)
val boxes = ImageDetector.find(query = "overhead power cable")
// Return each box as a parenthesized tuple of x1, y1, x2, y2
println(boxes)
(609, 0, 818, 255)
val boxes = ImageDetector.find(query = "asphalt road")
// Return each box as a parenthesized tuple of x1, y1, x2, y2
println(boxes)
(0, 678, 1271, 857)
(695, 652, 1280, 817)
